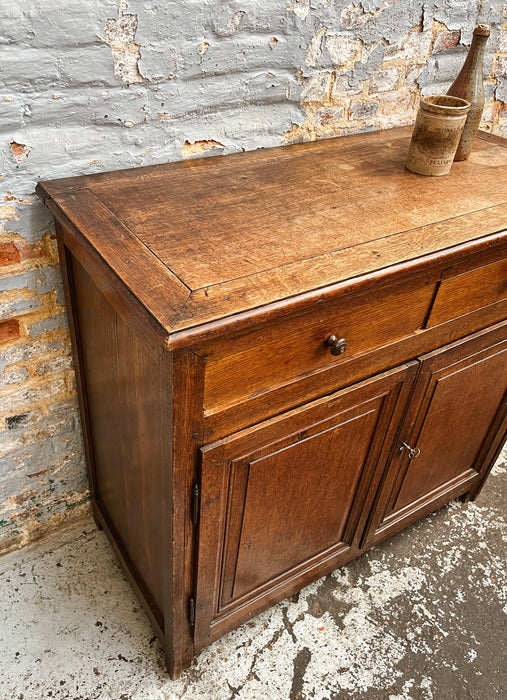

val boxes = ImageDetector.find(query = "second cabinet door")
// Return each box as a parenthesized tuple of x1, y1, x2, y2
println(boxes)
(193, 363, 417, 649)
(364, 321, 507, 548)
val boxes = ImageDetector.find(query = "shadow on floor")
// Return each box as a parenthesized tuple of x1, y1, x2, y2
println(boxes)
(0, 452, 505, 700)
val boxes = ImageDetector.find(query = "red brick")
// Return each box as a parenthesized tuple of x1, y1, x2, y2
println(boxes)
(0, 242, 20, 266)
(0, 319, 20, 344)
(494, 56, 507, 78)
(10, 141, 30, 162)
(433, 30, 461, 54)
(18, 241, 45, 262)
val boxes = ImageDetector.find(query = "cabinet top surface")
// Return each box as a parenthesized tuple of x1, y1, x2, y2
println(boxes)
(37, 127, 507, 340)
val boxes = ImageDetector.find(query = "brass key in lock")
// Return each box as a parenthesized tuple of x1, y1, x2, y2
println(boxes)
(400, 441, 421, 459)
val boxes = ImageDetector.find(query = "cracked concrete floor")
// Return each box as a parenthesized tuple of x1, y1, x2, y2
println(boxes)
(1, 451, 505, 700)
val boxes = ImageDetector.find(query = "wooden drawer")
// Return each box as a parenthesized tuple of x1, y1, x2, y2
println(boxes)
(426, 257, 507, 328)
(203, 274, 436, 413)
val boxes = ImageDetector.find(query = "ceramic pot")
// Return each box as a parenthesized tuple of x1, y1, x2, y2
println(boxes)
(406, 95, 471, 176)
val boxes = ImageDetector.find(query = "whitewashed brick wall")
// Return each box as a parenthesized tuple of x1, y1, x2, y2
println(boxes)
(1, 0, 506, 553)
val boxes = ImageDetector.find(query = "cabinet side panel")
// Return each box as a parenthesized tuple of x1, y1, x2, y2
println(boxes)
(71, 256, 171, 630)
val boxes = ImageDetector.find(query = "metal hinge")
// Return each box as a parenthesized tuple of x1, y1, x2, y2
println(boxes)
(188, 597, 195, 628)
(191, 482, 200, 526)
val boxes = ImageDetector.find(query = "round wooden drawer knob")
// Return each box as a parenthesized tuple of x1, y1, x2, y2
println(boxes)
(325, 335, 347, 356)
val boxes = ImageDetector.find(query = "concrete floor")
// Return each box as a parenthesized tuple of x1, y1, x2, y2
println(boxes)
(1, 451, 505, 700)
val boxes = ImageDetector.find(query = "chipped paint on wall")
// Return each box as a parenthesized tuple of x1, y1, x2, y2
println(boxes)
(10, 143, 32, 163)
(282, 4, 507, 143)
(102, 3, 144, 85)
(288, 0, 311, 22)
(182, 139, 225, 158)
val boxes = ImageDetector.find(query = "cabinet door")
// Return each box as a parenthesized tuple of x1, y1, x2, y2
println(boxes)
(193, 363, 417, 649)
(364, 322, 507, 548)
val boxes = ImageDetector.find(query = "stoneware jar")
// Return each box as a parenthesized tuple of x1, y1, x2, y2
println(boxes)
(406, 95, 471, 176)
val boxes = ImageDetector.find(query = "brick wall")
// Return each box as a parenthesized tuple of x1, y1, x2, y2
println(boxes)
(1, 0, 506, 554)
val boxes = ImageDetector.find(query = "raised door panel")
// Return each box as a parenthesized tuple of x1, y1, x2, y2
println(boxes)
(364, 321, 507, 547)
(193, 363, 418, 649)
(229, 404, 380, 602)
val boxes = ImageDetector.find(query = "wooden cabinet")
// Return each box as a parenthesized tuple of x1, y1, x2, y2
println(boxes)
(36, 127, 507, 677)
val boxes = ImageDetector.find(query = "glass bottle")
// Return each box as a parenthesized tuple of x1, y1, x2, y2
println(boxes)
(446, 24, 490, 161)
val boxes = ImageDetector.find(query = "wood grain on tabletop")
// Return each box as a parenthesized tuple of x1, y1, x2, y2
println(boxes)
(88, 135, 506, 287)
(37, 128, 507, 338)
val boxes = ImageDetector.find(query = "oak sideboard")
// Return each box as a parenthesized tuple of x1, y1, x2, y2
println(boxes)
(37, 126, 507, 677)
